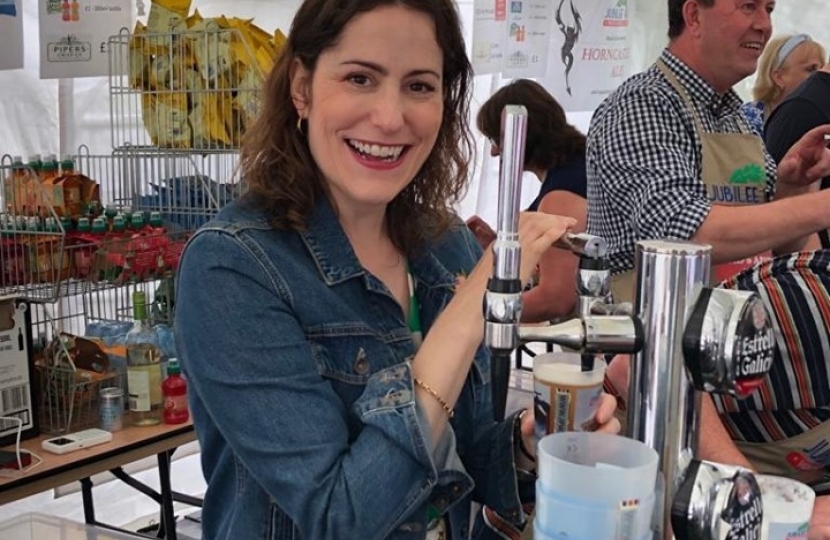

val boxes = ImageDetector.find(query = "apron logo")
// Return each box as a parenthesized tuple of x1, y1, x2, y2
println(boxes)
(708, 163, 765, 204)
(729, 163, 765, 185)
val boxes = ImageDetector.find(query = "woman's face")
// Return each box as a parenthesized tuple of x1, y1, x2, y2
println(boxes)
(291, 5, 444, 216)
(774, 43, 824, 99)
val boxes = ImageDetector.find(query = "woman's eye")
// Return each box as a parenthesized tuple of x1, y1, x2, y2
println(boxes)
(409, 81, 436, 93)
(348, 74, 371, 86)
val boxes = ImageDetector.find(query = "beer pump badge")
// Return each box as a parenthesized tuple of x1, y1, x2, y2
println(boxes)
(722, 471, 764, 540)
(731, 296, 775, 397)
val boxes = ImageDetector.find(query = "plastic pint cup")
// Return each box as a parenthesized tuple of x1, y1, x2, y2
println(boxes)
(756, 474, 814, 540)
(533, 352, 605, 437)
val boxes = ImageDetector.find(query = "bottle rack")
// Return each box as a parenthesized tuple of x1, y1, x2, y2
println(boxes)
(0, 147, 231, 305)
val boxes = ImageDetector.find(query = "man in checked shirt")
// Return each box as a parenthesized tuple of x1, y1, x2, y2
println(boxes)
(587, 0, 830, 536)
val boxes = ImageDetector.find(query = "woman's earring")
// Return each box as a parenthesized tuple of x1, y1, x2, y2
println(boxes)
(296, 117, 306, 136)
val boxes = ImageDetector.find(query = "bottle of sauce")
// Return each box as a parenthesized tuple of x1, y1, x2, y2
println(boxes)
(162, 358, 189, 424)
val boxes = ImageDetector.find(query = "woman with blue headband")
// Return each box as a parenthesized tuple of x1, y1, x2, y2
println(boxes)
(741, 33, 825, 137)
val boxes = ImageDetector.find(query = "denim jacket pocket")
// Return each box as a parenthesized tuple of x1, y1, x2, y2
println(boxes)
(309, 331, 408, 408)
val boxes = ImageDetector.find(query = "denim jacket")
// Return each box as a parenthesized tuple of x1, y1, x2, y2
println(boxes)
(175, 197, 529, 540)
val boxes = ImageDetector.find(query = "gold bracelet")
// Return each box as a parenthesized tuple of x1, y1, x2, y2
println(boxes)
(414, 377, 454, 418)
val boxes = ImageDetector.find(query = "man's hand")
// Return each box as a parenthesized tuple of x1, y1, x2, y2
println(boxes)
(809, 495, 830, 540)
(778, 124, 830, 187)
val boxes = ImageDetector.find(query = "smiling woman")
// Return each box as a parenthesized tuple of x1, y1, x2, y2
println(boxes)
(289, 6, 445, 217)
(173, 1, 593, 540)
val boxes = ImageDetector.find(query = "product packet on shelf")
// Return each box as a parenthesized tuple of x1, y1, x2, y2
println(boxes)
(233, 67, 263, 132)
(129, 22, 151, 90)
(142, 93, 192, 148)
(146, 0, 190, 34)
(190, 91, 233, 148)
(187, 17, 232, 85)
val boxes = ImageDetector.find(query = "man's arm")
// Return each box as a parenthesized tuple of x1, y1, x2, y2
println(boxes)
(699, 394, 754, 469)
(692, 189, 830, 263)
(606, 355, 754, 468)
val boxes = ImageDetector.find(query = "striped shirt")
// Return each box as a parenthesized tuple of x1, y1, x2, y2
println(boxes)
(715, 250, 830, 443)
(585, 50, 777, 275)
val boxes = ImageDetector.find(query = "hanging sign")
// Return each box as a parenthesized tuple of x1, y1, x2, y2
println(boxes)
(38, 0, 131, 79)
(503, 0, 553, 78)
(541, 0, 631, 111)
(0, 0, 24, 70)
(472, 0, 507, 75)
(472, 0, 553, 78)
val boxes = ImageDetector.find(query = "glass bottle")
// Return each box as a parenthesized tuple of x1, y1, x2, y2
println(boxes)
(126, 291, 164, 425)
(162, 358, 189, 425)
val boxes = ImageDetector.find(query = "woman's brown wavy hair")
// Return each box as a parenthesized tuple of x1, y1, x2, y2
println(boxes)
(240, 0, 474, 256)
(476, 79, 585, 172)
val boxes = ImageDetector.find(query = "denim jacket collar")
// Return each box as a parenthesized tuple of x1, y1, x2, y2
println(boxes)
(301, 196, 459, 293)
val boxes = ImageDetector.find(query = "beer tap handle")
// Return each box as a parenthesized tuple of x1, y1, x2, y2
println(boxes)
(485, 105, 527, 421)
(553, 233, 608, 258)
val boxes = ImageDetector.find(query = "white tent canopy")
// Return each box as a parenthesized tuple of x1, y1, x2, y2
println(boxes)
(0, 0, 826, 223)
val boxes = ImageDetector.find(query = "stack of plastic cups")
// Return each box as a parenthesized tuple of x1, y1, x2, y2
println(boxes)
(534, 432, 659, 540)
(756, 474, 814, 540)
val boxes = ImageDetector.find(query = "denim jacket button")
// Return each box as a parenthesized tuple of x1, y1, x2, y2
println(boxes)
(433, 495, 448, 510)
(450, 482, 462, 495)
(354, 357, 370, 375)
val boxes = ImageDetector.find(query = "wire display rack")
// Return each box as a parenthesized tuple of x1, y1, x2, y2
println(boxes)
(0, 147, 228, 305)
(0, 155, 70, 304)
(108, 27, 265, 150)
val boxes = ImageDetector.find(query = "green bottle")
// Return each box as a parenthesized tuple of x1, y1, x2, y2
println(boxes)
(125, 291, 164, 426)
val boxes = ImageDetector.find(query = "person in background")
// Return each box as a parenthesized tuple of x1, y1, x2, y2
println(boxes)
(174, 1, 618, 539)
(466, 79, 587, 322)
(585, 0, 830, 533)
(765, 61, 830, 250)
(587, 0, 830, 298)
(741, 33, 825, 136)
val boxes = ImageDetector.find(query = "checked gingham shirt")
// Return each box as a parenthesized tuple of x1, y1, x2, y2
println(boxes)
(586, 49, 777, 275)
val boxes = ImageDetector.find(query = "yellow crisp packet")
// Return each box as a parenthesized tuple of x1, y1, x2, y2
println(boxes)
(247, 22, 272, 51)
(129, 22, 150, 89)
(186, 8, 202, 29)
(190, 28, 232, 88)
(153, 0, 191, 17)
(255, 44, 276, 79)
(148, 54, 187, 91)
(190, 93, 233, 148)
(143, 93, 192, 148)
(233, 68, 263, 129)
(183, 68, 203, 93)
(147, 0, 189, 34)
(273, 29, 287, 51)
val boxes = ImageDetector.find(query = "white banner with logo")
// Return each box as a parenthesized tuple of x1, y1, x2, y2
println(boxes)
(0, 0, 24, 70)
(541, 0, 631, 111)
(472, 0, 553, 78)
(472, 0, 507, 75)
(502, 1, 554, 78)
(38, 0, 131, 79)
